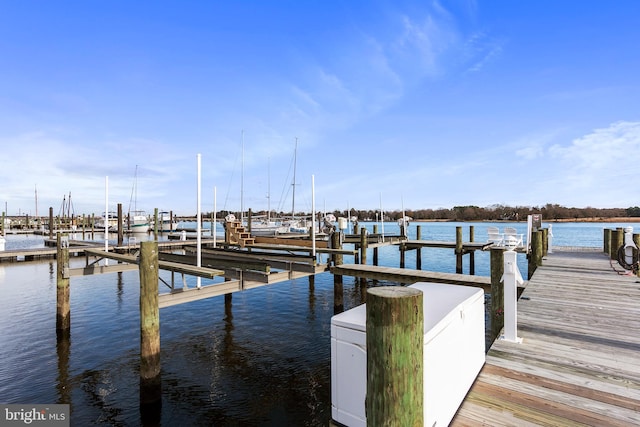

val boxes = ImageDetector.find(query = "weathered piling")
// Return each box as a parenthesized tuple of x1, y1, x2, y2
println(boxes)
(49, 207, 54, 239)
(635, 233, 640, 277)
(373, 225, 379, 266)
(117, 203, 124, 246)
(469, 226, 475, 275)
(455, 226, 463, 274)
(360, 227, 368, 286)
(490, 247, 504, 342)
(153, 208, 159, 240)
(139, 241, 161, 408)
(366, 286, 423, 426)
(415, 225, 422, 270)
(542, 228, 549, 256)
(331, 232, 344, 312)
(603, 228, 611, 255)
(528, 230, 543, 279)
(56, 233, 70, 339)
(332, 232, 343, 284)
(612, 227, 624, 260)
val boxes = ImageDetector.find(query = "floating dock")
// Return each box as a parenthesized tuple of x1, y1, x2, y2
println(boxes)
(452, 249, 640, 426)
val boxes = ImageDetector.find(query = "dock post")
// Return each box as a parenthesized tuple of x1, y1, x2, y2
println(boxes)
(501, 248, 523, 343)
(542, 228, 549, 257)
(373, 225, 379, 266)
(331, 232, 343, 284)
(360, 227, 368, 286)
(49, 207, 54, 239)
(490, 247, 504, 342)
(416, 225, 422, 270)
(153, 208, 159, 240)
(634, 233, 640, 277)
(400, 242, 406, 268)
(455, 226, 463, 274)
(117, 203, 124, 246)
(528, 230, 543, 279)
(56, 233, 71, 339)
(469, 226, 475, 275)
(360, 227, 368, 265)
(366, 287, 423, 426)
(139, 241, 161, 410)
(603, 228, 611, 255)
(613, 228, 624, 260)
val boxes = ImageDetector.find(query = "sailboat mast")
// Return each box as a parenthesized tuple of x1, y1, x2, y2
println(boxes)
(267, 157, 271, 222)
(292, 137, 297, 220)
(241, 130, 244, 223)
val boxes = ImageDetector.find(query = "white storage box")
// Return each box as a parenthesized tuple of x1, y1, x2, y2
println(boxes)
(331, 282, 485, 427)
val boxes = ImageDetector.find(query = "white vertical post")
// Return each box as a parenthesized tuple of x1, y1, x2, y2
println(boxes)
(548, 223, 553, 254)
(104, 176, 109, 266)
(526, 214, 533, 254)
(213, 186, 217, 248)
(501, 248, 523, 343)
(196, 154, 202, 289)
(311, 175, 316, 258)
(379, 193, 385, 242)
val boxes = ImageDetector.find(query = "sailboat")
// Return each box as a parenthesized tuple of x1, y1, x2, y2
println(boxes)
(278, 138, 311, 235)
(127, 165, 150, 233)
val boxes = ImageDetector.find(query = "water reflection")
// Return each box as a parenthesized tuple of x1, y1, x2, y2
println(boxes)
(55, 335, 71, 405)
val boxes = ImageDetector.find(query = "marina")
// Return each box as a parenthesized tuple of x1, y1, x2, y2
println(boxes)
(0, 221, 639, 425)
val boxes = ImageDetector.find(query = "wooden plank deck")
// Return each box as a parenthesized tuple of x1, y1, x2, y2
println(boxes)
(452, 250, 640, 426)
(330, 264, 492, 292)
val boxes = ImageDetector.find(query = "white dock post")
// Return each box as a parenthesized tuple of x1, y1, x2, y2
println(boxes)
(104, 176, 109, 266)
(548, 224, 553, 254)
(196, 153, 202, 289)
(501, 238, 523, 343)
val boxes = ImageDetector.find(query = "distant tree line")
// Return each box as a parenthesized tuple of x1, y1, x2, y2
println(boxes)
(326, 204, 640, 222)
(209, 204, 640, 222)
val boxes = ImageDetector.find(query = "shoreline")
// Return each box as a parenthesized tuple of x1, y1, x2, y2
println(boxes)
(412, 217, 640, 223)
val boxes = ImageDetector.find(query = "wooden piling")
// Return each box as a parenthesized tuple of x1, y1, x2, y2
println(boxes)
(542, 228, 548, 256)
(332, 232, 343, 285)
(490, 247, 504, 342)
(455, 226, 463, 274)
(139, 241, 161, 407)
(603, 228, 611, 255)
(635, 233, 640, 277)
(528, 230, 543, 279)
(360, 227, 368, 265)
(613, 227, 624, 260)
(366, 286, 423, 426)
(56, 233, 70, 339)
(373, 225, 379, 266)
(153, 208, 159, 240)
(49, 207, 54, 239)
(469, 226, 475, 275)
(416, 225, 422, 270)
(117, 203, 124, 246)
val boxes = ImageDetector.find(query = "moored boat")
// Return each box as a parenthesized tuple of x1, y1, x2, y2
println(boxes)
(128, 210, 150, 233)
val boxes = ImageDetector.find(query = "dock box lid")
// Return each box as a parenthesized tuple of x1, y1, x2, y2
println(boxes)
(331, 282, 483, 338)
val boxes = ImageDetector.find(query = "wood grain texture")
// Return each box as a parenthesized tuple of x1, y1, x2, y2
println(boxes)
(452, 251, 640, 426)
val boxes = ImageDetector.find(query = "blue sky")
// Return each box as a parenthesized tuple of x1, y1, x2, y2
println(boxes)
(1, 1, 639, 216)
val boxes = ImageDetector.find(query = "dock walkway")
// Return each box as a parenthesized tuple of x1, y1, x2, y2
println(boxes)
(452, 250, 640, 426)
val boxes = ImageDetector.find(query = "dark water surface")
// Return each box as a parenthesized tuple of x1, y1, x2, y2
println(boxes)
(0, 221, 626, 425)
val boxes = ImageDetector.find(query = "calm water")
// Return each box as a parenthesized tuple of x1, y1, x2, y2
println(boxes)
(0, 221, 632, 425)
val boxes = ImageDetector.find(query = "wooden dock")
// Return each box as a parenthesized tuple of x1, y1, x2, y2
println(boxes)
(330, 264, 492, 292)
(452, 249, 640, 426)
